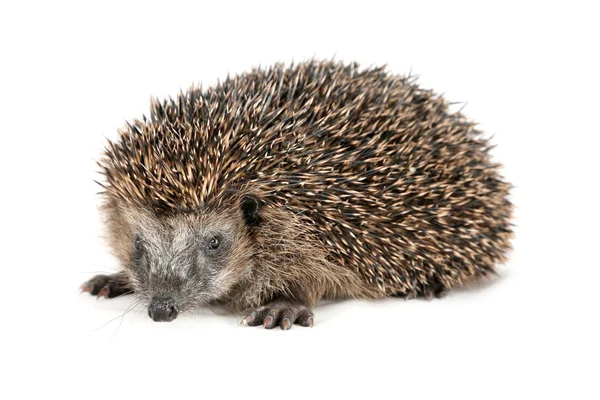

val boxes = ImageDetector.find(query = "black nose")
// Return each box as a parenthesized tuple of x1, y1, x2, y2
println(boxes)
(148, 296, 178, 322)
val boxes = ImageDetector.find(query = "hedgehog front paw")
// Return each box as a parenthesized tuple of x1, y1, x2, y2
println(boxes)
(242, 302, 314, 330)
(80, 273, 133, 298)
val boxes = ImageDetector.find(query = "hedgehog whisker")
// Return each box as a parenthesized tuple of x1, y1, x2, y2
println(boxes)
(112, 300, 142, 338)
(92, 299, 142, 333)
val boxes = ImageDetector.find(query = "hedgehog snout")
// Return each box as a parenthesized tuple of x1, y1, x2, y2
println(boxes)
(148, 296, 179, 322)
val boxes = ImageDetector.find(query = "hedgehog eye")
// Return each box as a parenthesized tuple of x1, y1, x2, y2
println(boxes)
(134, 236, 145, 259)
(208, 236, 221, 250)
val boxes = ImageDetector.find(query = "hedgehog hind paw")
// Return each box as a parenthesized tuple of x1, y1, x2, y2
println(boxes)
(242, 302, 314, 330)
(391, 284, 448, 300)
(421, 283, 448, 300)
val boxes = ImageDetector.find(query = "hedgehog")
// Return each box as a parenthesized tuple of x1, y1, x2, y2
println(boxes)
(81, 60, 513, 329)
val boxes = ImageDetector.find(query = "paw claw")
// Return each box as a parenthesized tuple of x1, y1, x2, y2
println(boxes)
(263, 315, 275, 329)
(97, 286, 109, 298)
(243, 313, 254, 325)
(281, 318, 291, 330)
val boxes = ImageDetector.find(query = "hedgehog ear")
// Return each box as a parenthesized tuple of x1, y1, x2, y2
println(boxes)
(240, 195, 260, 226)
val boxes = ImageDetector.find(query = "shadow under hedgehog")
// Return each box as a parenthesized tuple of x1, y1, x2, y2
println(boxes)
(81, 60, 513, 329)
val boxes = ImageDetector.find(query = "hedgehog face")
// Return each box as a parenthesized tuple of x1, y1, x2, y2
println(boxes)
(119, 198, 257, 321)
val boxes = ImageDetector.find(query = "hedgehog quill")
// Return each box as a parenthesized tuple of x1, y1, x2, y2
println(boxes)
(81, 60, 513, 329)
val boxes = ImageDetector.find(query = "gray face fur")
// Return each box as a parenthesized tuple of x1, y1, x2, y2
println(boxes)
(120, 207, 252, 317)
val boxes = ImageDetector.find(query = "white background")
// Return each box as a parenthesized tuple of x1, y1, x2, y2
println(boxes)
(1, 1, 598, 399)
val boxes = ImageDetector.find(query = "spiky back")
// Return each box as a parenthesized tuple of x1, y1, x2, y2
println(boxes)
(101, 60, 512, 295)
